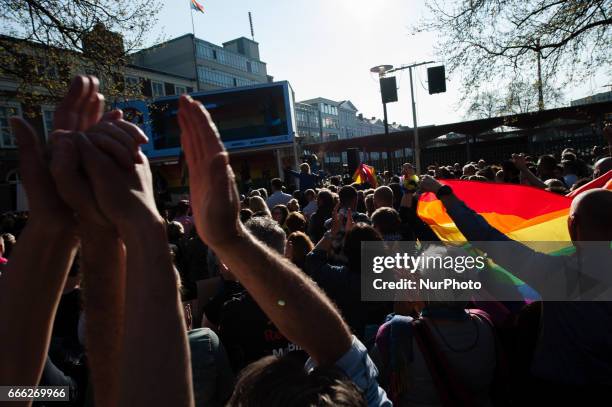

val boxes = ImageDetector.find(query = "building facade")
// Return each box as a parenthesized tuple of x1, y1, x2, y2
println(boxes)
(571, 90, 612, 107)
(131, 34, 270, 92)
(296, 97, 402, 144)
(0, 34, 198, 212)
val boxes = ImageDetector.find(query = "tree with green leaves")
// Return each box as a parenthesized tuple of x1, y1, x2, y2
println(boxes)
(0, 0, 162, 112)
(418, 0, 611, 111)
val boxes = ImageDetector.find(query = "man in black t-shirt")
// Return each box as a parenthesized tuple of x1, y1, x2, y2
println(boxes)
(218, 217, 305, 372)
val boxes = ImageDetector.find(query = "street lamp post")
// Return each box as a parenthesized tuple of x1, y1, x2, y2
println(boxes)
(370, 65, 394, 139)
(371, 61, 434, 174)
(386, 61, 434, 174)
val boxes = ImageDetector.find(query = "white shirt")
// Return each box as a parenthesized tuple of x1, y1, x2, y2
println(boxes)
(303, 200, 318, 218)
(266, 190, 293, 209)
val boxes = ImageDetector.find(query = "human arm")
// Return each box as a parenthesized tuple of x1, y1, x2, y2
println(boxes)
(399, 192, 440, 242)
(0, 77, 103, 390)
(74, 132, 193, 407)
(49, 90, 147, 406)
(419, 175, 564, 296)
(179, 96, 352, 366)
(512, 154, 546, 189)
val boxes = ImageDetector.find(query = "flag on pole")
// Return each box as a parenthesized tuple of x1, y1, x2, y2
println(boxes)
(191, 0, 205, 13)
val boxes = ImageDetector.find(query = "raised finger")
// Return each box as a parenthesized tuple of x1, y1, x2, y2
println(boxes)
(91, 121, 141, 163)
(76, 76, 99, 131)
(179, 96, 204, 161)
(113, 119, 149, 145)
(192, 100, 224, 158)
(86, 131, 134, 170)
(82, 92, 105, 130)
(54, 76, 88, 131)
(50, 138, 108, 225)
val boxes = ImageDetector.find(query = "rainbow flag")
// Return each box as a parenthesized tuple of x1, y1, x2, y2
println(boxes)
(191, 0, 205, 13)
(417, 177, 612, 306)
(417, 180, 572, 242)
(353, 163, 378, 187)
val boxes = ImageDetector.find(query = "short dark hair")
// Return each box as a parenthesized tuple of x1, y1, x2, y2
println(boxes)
(304, 189, 315, 200)
(338, 185, 358, 207)
(271, 178, 283, 191)
(373, 186, 394, 208)
(344, 224, 382, 273)
(371, 207, 401, 236)
(285, 212, 307, 233)
(229, 355, 367, 407)
(538, 154, 557, 171)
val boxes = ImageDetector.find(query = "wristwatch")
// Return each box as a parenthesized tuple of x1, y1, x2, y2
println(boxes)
(435, 185, 452, 199)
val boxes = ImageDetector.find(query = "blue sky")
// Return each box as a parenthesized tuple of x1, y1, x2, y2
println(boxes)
(150, 0, 609, 127)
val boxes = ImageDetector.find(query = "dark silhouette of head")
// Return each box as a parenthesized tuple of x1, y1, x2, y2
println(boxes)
(593, 157, 612, 179)
(537, 155, 557, 179)
(344, 224, 382, 273)
(568, 189, 612, 241)
(271, 178, 283, 192)
(373, 186, 394, 209)
(229, 355, 366, 407)
(339, 186, 358, 210)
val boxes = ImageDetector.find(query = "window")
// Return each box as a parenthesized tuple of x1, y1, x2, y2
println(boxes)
(41, 108, 55, 139)
(125, 75, 139, 86)
(198, 66, 235, 87)
(323, 117, 338, 129)
(196, 42, 216, 60)
(0, 104, 21, 148)
(151, 81, 165, 97)
(175, 85, 187, 95)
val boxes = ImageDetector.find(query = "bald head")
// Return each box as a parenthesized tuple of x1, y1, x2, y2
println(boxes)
(373, 186, 394, 209)
(593, 157, 612, 179)
(568, 189, 612, 241)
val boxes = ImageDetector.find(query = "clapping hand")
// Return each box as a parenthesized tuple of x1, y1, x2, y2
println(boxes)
(178, 95, 242, 249)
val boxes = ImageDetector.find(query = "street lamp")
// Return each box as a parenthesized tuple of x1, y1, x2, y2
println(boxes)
(381, 61, 435, 174)
(370, 65, 394, 138)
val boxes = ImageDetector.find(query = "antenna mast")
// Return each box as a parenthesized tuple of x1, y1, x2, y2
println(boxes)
(248, 12, 255, 41)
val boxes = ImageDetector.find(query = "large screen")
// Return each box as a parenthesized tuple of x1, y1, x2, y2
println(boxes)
(148, 82, 293, 154)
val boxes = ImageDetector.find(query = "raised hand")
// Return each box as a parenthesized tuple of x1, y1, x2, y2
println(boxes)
(419, 175, 443, 194)
(10, 118, 73, 225)
(511, 153, 529, 170)
(72, 133, 160, 235)
(54, 76, 105, 132)
(49, 119, 148, 228)
(177, 95, 242, 249)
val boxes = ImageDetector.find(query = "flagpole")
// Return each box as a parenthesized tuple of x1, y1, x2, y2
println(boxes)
(189, 1, 200, 91)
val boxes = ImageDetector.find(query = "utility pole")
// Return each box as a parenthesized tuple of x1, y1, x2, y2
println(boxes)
(408, 66, 419, 174)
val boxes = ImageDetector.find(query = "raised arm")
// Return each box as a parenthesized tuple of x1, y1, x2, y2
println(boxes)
(178, 96, 352, 366)
(73, 130, 193, 406)
(512, 153, 547, 189)
(49, 118, 147, 405)
(0, 76, 102, 390)
(419, 175, 563, 297)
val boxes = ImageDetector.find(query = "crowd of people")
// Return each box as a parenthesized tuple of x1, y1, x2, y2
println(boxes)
(0, 75, 611, 406)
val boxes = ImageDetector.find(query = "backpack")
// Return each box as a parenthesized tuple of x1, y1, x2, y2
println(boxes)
(375, 310, 510, 406)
